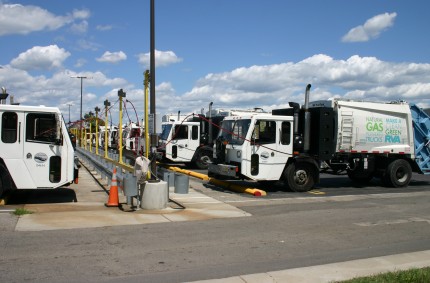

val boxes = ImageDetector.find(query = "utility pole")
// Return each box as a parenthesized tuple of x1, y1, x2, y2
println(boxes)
(67, 103, 73, 126)
(150, 0, 157, 178)
(71, 76, 90, 146)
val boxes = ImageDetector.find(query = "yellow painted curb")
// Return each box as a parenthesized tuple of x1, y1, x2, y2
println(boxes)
(162, 165, 266, 197)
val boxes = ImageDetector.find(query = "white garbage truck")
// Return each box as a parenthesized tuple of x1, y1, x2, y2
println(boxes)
(158, 105, 267, 169)
(0, 104, 78, 197)
(208, 84, 430, 191)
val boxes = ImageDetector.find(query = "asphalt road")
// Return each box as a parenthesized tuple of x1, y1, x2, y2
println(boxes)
(1, 171, 430, 282)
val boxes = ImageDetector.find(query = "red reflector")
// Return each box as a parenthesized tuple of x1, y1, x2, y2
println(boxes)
(399, 152, 405, 154)
(235, 167, 239, 172)
(351, 150, 357, 153)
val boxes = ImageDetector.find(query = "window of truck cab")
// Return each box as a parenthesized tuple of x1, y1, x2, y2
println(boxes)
(252, 120, 276, 144)
(25, 113, 61, 144)
(1, 112, 18, 143)
(218, 119, 251, 145)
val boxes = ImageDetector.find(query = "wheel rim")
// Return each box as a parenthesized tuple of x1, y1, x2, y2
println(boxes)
(200, 155, 211, 165)
(294, 169, 308, 185)
(395, 167, 408, 183)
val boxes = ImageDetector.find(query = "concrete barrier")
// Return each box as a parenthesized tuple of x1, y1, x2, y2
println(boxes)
(140, 180, 168, 209)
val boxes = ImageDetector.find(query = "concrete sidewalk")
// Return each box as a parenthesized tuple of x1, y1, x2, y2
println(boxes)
(14, 162, 251, 231)
(190, 250, 430, 283)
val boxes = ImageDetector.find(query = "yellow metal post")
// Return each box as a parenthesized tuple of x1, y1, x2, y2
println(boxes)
(95, 107, 100, 155)
(89, 122, 92, 152)
(118, 89, 126, 164)
(144, 71, 150, 159)
(84, 127, 87, 150)
(104, 100, 110, 159)
(80, 124, 83, 148)
(144, 71, 151, 179)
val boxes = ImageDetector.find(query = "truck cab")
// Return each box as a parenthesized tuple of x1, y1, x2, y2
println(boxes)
(159, 120, 202, 165)
(209, 114, 294, 181)
(0, 105, 77, 196)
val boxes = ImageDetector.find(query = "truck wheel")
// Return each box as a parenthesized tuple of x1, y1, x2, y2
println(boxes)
(0, 172, 3, 198)
(194, 149, 213, 170)
(0, 164, 12, 198)
(284, 162, 315, 192)
(383, 159, 412, 188)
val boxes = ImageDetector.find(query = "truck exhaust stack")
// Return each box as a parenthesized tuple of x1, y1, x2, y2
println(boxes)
(303, 84, 311, 153)
(208, 102, 213, 144)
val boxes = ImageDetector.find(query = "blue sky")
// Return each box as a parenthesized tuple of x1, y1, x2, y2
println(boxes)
(1, 0, 429, 125)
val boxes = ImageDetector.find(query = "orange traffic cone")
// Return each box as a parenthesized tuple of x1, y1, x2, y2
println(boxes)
(105, 167, 119, 207)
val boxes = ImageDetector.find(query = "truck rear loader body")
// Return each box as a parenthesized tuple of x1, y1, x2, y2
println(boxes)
(208, 84, 430, 191)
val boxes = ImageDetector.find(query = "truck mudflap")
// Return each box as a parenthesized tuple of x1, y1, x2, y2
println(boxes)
(208, 163, 238, 178)
(410, 104, 430, 174)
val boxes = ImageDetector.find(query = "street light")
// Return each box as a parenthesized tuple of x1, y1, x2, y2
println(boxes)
(66, 103, 73, 125)
(70, 76, 90, 146)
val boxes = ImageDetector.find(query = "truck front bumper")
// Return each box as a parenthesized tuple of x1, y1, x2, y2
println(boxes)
(208, 163, 238, 178)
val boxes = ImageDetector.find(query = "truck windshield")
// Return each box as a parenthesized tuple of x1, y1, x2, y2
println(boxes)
(218, 119, 251, 145)
(160, 124, 172, 140)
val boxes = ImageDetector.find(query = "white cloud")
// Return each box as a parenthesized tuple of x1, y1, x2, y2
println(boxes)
(10, 45, 71, 71)
(70, 20, 89, 34)
(0, 3, 90, 36)
(0, 67, 129, 120)
(178, 54, 430, 113)
(342, 12, 397, 42)
(72, 9, 90, 20)
(96, 25, 113, 31)
(2, 53, 430, 122)
(138, 50, 183, 68)
(77, 39, 101, 51)
(96, 51, 127, 63)
(74, 58, 87, 68)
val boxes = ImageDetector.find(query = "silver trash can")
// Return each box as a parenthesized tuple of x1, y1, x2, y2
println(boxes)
(174, 174, 189, 194)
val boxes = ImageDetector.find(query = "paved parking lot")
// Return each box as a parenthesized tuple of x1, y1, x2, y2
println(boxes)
(2, 162, 430, 232)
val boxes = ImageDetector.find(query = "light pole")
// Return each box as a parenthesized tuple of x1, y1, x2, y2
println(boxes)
(70, 76, 89, 146)
(66, 103, 73, 126)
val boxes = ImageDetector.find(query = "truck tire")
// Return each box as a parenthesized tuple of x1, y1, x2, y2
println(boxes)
(0, 164, 12, 198)
(383, 159, 412, 188)
(0, 172, 3, 198)
(194, 149, 213, 170)
(284, 162, 315, 192)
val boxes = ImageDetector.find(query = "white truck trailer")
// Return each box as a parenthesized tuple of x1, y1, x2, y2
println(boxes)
(208, 84, 430, 191)
(0, 104, 78, 197)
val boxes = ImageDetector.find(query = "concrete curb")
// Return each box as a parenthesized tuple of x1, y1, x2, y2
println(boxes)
(189, 250, 430, 283)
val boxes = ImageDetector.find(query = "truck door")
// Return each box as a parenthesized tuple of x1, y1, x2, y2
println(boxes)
(23, 112, 66, 188)
(243, 119, 293, 180)
(1, 110, 33, 188)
